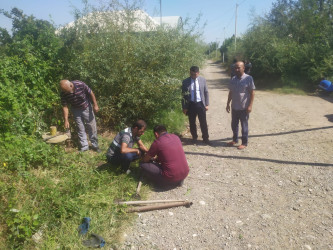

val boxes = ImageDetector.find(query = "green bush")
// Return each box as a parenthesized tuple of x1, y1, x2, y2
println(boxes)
(58, 5, 205, 127)
(0, 54, 60, 136)
(0, 8, 62, 136)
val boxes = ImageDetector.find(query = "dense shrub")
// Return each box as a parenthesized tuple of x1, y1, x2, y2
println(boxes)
(58, 7, 205, 127)
(0, 8, 62, 136)
(0, 54, 60, 135)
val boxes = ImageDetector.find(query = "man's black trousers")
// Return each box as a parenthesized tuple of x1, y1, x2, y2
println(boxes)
(188, 101, 209, 141)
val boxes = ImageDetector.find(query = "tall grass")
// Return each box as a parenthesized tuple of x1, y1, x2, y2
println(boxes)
(0, 135, 153, 248)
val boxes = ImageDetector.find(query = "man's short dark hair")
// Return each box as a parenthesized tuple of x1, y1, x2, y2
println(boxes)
(153, 125, 167, 135)
(190, 66, 199, 73)
(132, 119, 147, 130)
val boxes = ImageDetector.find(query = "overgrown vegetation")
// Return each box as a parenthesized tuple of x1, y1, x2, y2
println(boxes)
(221, 0, 333, 90)
(58, 2, 205, 127)
(0, 0, 205, 248)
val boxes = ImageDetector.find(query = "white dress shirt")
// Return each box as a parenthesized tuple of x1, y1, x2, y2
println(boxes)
(191, 78, 201, 102)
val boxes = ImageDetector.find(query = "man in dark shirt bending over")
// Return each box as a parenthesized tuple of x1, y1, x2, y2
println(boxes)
(140, 125, 189, 188)
(60, 79, 100, 152)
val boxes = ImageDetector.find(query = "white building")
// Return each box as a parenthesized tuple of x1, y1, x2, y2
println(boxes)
(57, 10, 182, 34)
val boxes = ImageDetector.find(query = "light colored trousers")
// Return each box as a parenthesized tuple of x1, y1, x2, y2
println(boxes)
(72, 104, 98, 150)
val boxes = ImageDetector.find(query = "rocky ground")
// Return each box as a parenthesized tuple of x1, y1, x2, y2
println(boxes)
(120, 61, 333, 249)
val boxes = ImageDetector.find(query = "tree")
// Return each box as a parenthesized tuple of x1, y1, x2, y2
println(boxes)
(57, 2, 206, 126)
(0, 8, 62, 135)
(225, 0, 333, 89)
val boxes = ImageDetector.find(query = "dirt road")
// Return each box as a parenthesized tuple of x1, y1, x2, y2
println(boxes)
(122, 61, 333, 249)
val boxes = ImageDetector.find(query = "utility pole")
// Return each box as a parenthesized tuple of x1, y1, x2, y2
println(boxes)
(235, 3, 238, 51)
(160, 0, 162, 25)
(215, 38, 218, 58)
(223, 27, 225, 63)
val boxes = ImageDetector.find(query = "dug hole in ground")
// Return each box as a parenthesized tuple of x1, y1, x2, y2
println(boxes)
(121, 60, 333, 249)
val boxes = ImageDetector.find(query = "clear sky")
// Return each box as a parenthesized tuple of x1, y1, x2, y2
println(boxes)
(0, 0, 276, 44)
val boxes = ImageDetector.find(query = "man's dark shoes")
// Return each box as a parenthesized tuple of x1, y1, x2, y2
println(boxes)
(227, 141, 237, 146)
(203, 139, 212, 146)
(79, 148, 89, 153)
(91, 147, 101, 153)
(192, 137, 198, 144)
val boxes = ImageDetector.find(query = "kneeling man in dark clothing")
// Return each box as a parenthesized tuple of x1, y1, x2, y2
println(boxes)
(106, 120, 148, 171)
(140, 125, 189, 187)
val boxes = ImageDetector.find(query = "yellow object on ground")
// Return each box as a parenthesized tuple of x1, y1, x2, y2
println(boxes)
(50, 126, 57, 136)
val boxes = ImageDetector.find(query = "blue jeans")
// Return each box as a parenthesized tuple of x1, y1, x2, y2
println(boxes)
(107, 152, 140, 170)
(72, 104, 98, 150)
(231, 109, 249, 146)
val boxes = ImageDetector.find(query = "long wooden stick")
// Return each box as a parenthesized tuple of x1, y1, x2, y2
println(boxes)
(117, 200, 186, 205)
(127, 201, 193, 212)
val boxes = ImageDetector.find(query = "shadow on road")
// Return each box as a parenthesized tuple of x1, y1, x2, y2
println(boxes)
(207, 77, 229, 90)
(181, 125, 333, 146)
(325, 114, 333, 123)
(248, 125, 333, 138)
(211, 60, 223, 64)
(182, 125, 333, 167)
(181, 137, 231, 147)
(184, 151, 332, 167)
(317, 91, 333, 104)
(204, 62, 230, 90)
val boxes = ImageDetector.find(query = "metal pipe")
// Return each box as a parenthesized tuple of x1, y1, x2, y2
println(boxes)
(117, 199, 187, 205)
(127, 201, 193, 212)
